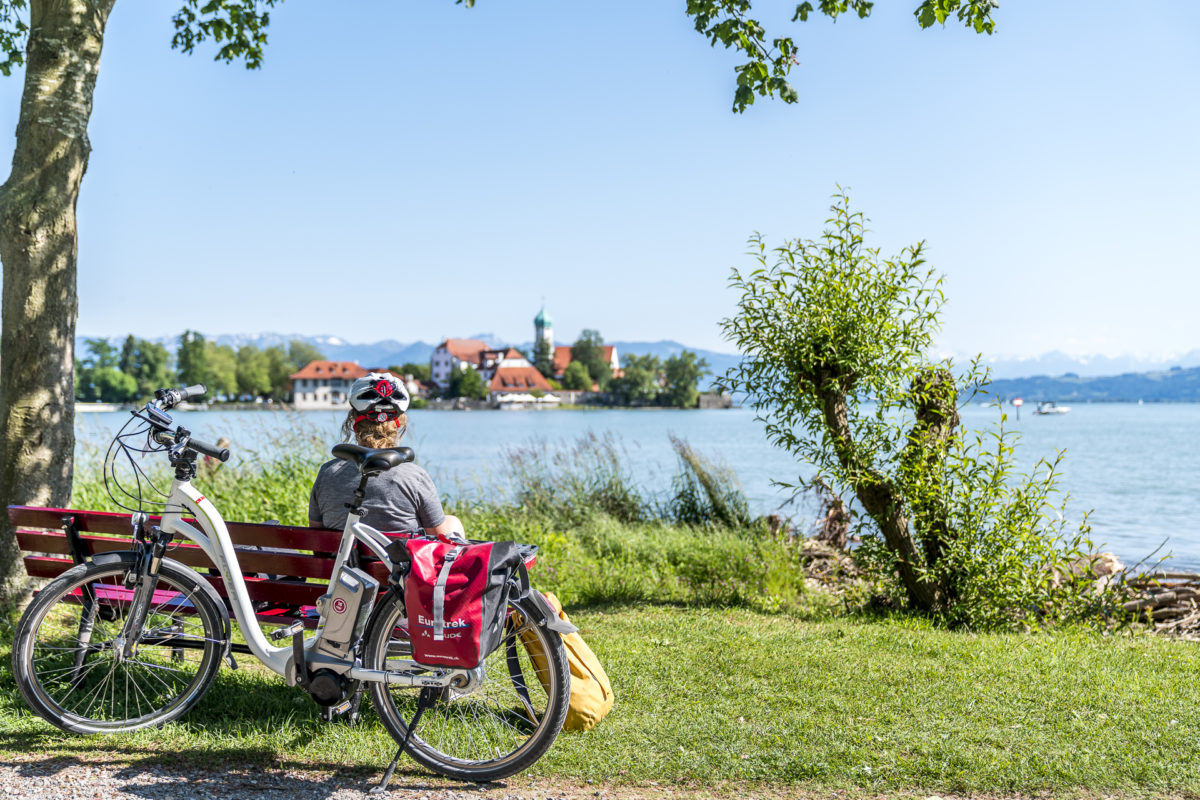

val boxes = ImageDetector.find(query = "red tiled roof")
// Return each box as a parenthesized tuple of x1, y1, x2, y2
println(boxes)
(552, 345, 617, 376)
(553, 346, 572, 375)
(289, 361, 367, 380)
(439, 338, 491, 363)
(489, 365, 553, 393)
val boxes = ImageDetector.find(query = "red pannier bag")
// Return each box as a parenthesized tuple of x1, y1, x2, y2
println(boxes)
(403, 539, 525, 669)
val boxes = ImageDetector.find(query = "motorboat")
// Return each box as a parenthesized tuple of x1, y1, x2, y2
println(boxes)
(1033, 401, 1071, 415)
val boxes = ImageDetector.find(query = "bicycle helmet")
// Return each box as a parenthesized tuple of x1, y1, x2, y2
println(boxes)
(349, 372, 410, 427)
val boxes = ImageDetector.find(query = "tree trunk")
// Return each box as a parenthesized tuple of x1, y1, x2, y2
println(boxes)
(903, 368, 961, 574)
(0, 0, 116, 602)
(818, 386, 945, 613)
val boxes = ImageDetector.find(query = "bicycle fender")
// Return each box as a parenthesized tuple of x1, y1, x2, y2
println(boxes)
(528, 591, 578, 635)
(91, 550, 136, 567)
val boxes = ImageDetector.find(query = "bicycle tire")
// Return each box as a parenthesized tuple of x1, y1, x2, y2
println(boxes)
(364, 590, 569, 782)
(12, 553, 227, 733)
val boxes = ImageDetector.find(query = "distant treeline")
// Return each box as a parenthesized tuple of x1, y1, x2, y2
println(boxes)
(980, 365, 1200, 403)
(75, 332, 326, 403)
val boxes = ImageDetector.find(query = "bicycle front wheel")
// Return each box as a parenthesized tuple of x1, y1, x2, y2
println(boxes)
(365, 591, 570, 782)
(12, 554, 227, 733)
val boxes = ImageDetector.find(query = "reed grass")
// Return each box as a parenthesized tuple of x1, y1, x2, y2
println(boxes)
(70, 431, 810, 612)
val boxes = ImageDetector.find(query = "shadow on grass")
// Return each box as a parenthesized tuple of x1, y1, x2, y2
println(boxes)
(1, 670, 516, 793)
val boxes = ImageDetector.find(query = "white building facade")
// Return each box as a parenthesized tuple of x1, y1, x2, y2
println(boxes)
(289, 361, 367, 409)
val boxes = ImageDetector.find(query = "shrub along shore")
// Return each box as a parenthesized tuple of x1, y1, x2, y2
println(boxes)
(2, 435, 1197, 796)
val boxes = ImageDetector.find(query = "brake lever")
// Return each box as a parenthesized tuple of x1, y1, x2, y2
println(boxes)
(167, 426, 192, 457)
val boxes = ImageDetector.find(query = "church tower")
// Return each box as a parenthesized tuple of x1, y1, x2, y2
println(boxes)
(534, 304, 553, 346)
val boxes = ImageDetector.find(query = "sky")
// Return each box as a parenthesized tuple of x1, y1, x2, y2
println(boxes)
(1, 1, 1197, 358)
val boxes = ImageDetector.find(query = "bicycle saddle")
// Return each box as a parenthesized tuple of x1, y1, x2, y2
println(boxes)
(331, 444, 416, 476)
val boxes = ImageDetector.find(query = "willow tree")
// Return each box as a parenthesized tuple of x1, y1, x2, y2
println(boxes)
(722, 194, 1099, 628)
(0, 0, 998, 601)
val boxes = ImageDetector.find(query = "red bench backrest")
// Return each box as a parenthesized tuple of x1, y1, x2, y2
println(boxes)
(9, 505, 402, 613)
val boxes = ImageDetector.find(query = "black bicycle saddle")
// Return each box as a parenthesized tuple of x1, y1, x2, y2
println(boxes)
(330, 444, 416, 476)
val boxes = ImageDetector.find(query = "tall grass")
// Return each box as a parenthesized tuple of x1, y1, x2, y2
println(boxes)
(504, 432, 649, 525)
(69, 429, 812, 612)
(71, 421, 326, 526)
(665, 433, 752, 528)
(486, 432, 808, 610)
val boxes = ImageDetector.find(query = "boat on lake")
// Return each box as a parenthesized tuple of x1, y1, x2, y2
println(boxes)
(1034, 401, 1071, 415)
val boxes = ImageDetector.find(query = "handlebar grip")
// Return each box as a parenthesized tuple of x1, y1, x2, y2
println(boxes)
(155, 384, 207, 409)
(188, 437, 230, 462)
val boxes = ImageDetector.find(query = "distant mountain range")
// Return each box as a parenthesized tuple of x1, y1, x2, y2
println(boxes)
(972, 350, 1200, 380)
(74, 332, 743, 382)
(74, 333, 1200, 399)
(979, 366, 1200, 403)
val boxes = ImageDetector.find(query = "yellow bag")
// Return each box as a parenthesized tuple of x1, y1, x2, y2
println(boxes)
(517, 592, 614, 731)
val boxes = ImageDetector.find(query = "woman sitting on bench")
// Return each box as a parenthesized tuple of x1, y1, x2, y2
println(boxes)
(308, 372, 465, 539)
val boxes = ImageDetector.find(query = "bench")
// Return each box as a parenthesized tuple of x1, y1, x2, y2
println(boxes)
(9, 505, 408, 637)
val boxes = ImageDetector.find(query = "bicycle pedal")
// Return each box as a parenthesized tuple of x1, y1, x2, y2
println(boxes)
(330, 699, 352, 715)
(270, 622, 304, 642)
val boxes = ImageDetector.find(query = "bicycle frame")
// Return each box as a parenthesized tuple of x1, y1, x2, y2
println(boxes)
(157, 476, 461, 687)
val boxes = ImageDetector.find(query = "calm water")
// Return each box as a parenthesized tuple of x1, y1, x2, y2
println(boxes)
(75, 404, 1200, 571)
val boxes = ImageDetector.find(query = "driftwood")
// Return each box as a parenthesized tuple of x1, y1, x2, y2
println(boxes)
(1124, 572, 1200, 639)
(796, 537, 861, 591)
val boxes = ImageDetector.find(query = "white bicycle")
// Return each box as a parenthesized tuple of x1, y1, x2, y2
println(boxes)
(12, 385, 571, 783)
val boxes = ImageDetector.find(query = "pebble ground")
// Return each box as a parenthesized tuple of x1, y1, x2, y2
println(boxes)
(0, 757, 588, 800)
(0, 755, 739, 800)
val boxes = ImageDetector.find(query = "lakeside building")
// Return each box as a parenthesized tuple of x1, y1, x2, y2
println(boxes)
(432, 305, 620, 395)
(552, 344, 619, 381)
(489, 348, 555, 403)
(289, 361, 420, 410)
(289, 361, 367, 409)
(430, 338, 491, 388)
(535, 303, 620, 384)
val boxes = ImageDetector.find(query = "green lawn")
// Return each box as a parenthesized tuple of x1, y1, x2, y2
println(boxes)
(3, 603, 1199, 796)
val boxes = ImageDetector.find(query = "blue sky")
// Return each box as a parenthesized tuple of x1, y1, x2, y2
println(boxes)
(1, 1, 1197, 357)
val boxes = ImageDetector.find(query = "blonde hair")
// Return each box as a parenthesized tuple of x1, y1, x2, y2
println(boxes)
(342, 411, 408, 449)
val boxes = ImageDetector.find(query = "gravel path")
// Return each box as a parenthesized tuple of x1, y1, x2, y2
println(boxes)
(2, 760, 1176, 800)
(0, 757, 592, 800)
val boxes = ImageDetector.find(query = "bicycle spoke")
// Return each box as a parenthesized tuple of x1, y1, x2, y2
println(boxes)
(16, 562, 223, 732)
(370, 593, 565, 780)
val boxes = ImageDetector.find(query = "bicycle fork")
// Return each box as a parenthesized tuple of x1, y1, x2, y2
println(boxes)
(116, 528, 175, 662)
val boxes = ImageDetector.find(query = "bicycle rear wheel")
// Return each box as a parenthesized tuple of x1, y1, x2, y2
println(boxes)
(12, 554, 227, 733)
(365, 591, 569, 782)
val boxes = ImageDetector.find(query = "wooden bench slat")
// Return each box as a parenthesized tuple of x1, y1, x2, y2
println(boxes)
(8, 506, 351, 551)
(16, 530, 337, 580)
(24, 555, 331, 619)
(24, 555, 77, 579)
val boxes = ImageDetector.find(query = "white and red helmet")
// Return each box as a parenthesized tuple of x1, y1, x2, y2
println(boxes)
(349, 372, 410, 426)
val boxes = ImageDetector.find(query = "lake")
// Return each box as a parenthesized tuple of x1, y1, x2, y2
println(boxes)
(75, 403, 1200, 571)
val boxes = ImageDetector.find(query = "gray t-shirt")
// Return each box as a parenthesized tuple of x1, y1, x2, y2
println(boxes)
(308, 459, 446, 533)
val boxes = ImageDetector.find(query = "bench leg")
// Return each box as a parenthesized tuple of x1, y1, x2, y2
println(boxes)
(70, 596, 99, 689)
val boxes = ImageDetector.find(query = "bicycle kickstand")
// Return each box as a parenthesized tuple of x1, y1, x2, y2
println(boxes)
(370, 688, 437, 794)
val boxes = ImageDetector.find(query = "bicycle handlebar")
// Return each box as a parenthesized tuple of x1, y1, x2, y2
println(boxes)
(141, 386, 231, 463)
(187, 436, 230, 463)
(155, 384, 207, 409)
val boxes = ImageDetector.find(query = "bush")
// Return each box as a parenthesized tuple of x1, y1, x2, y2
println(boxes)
(721, 192, 1110, 628)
